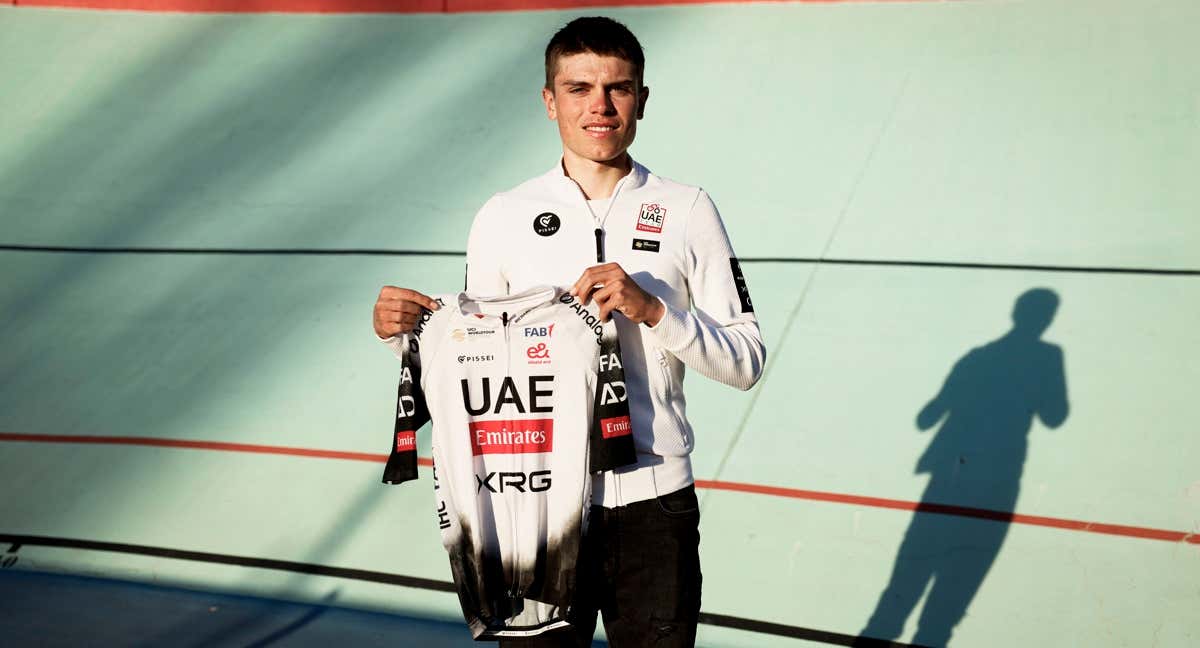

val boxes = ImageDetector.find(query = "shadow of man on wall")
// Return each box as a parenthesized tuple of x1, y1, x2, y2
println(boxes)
(857, 288, 1069, 647)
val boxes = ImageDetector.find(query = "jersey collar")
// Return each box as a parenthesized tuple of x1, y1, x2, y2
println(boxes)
(455, 285, 562, 325)
(543, 157, 649, 202)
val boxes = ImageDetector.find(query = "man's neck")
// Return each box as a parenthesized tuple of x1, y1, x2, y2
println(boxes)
(561, 152, 633, 200)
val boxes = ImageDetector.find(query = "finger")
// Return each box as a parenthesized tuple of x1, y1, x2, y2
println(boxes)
(590, 281, 622, 306)
(592, 287, 621, 321)
(573, 271, 602, 305)
(573, 265, 624, 304)
(380, 310, 418, 325)
(376, 320, 403, 338)
(386, 314, 422, 336)
(413, 291, 441, 311)
(570, 267, 596, 300)
(378, 285, 413, 300)
(378, 287, 440, 310)
(578, 284, 602, 306)
(570, 263, 621, 295)
(378, 298, 430, 316)
(597, 299, 617, 322)
(374, 313, 395, 337)
(590, 263, 623, 280)
(376, 306, 421, 329)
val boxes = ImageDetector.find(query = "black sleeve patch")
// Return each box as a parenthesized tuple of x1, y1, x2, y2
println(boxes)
(730, 257, 754, 313)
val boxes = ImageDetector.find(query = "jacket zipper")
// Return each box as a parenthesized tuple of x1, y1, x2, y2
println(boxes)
(577, 169, 632, 264)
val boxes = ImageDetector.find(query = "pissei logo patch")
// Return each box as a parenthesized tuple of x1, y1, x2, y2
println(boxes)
(533, 212, 561, 237)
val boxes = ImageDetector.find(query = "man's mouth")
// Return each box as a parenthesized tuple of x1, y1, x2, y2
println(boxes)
(585, 125, 617, 133)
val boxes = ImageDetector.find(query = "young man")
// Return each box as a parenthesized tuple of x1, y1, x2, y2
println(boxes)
(374, 17, 765, 647)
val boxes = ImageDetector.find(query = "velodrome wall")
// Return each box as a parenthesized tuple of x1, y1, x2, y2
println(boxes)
(1, 1, 1197, 646)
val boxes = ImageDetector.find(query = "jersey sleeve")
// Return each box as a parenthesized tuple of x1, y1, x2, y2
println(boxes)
(644, 189, 767, 391)
(382, 315, 432, 484)
(466, 195, 509, 296)
(589, 315, 638, 472)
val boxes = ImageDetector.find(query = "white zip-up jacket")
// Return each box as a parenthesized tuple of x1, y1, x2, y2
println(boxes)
(466, 160, 766, 507)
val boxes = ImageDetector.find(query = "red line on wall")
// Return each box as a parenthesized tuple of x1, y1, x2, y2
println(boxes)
(10, 0, 942, 14)
(2, 432, 1196, 545)
(0, 432, 391, 464)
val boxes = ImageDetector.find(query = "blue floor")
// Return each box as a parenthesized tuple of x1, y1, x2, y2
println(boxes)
(0, 569, 482, 647)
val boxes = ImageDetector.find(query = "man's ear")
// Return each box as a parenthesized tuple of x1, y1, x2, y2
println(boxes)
(637, 85, 650, 120)
(542, 87, 557, 120)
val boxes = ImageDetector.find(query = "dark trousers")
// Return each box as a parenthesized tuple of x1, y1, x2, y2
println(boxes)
(500, 485, 702, 648)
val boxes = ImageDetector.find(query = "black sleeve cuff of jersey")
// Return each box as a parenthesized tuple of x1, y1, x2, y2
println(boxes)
(382, 451, 418, 484)
(589, 434, 636, 474)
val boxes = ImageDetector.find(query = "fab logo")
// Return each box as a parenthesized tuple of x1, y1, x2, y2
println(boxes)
(523, 324, 554, 338)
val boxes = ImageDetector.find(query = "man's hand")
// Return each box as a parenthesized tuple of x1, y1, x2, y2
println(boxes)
(373, 286, 440, 338)
(570, 263, 665, 326)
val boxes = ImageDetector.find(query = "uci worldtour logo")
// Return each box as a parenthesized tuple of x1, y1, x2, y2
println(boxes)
(533, 212, 561, 237)
(451, 327, 496, 343)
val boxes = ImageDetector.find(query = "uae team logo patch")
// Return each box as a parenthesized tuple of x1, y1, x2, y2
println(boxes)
(636, 203, 666, 233)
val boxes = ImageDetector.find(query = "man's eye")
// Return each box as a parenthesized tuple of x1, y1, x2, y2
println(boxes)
(569, 87, 587, 94)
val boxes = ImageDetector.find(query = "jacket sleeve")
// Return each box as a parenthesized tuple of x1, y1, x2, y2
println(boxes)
(381, 329, 429, 484)
(465, 195, 509, 296)
(590, 311, 638, 472)
(645, 190, 766, 391)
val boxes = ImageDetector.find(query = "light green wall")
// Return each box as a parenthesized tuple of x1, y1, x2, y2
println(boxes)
(1, 2, 1197, 646)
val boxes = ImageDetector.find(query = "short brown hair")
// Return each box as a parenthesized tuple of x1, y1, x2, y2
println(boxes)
(544, 17, 645, 90)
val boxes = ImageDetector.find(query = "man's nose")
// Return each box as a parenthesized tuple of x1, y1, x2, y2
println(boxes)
(589, 90, 616, 114)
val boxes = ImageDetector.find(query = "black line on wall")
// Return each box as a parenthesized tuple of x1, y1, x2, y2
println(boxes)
(0, 244, 464, 257)
(3, 244, 1195, 276)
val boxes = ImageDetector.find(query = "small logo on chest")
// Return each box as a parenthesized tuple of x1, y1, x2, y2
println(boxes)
(632, 238, 660, 253)
(526, 342, 551, 365)
(636, 203, 666, 233)
(533, 212, 561, 237)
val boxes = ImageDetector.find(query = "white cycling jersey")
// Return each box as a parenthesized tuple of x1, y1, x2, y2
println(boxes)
(381, 286, 635, 639)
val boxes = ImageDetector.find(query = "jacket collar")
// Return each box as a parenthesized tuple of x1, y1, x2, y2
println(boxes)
(542, 157, 649, 201)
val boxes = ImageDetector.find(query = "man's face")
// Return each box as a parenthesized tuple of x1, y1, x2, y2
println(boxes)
(542, 52, 649, 167)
